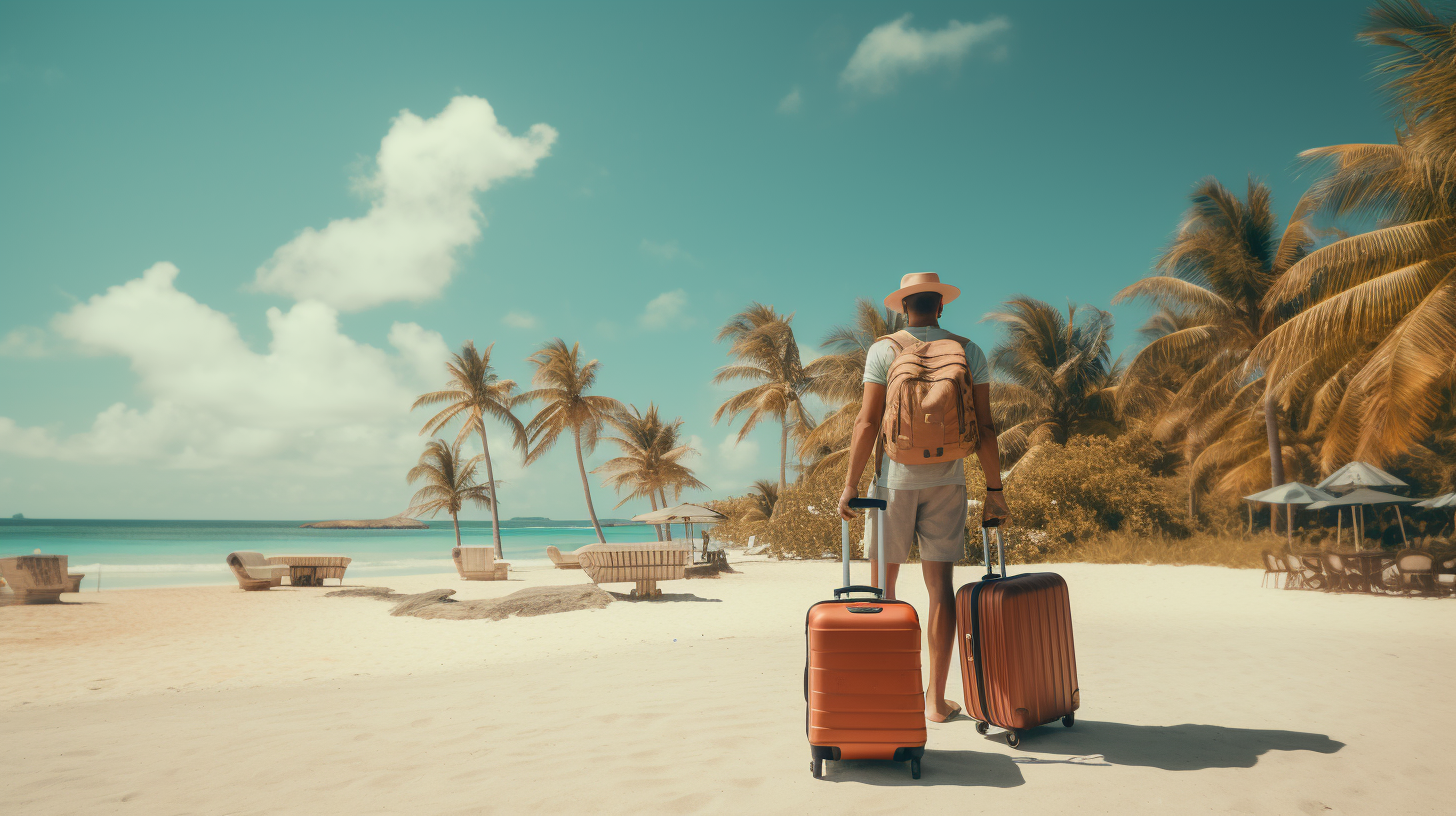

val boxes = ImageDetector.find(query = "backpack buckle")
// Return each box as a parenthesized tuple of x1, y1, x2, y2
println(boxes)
(923, 447, 944, 458)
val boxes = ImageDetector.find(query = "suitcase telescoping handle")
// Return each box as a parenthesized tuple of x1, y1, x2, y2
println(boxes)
(838, 497, 888, 598)
(981, 518, 1007, 581)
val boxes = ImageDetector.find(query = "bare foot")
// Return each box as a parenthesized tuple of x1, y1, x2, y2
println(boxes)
(927, 699, 962, 723)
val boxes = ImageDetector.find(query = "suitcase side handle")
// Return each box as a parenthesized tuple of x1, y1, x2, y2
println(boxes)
(832, 585, 885, 599)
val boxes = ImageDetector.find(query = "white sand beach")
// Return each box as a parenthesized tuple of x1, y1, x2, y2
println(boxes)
(3, 559, 1454, 814)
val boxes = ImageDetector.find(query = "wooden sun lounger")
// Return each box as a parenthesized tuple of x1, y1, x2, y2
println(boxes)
(453, 546, 510, 580)
(576, 543, 690, 598)
(227, 551, 290, 591)
(0, 554, 82, 604)
(546, 546, 583, 570)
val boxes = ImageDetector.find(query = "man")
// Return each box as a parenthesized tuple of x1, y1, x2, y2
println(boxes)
(837, 271, 1009, 723)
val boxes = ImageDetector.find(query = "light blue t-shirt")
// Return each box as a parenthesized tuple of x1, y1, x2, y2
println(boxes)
(863, 326, 990, 491)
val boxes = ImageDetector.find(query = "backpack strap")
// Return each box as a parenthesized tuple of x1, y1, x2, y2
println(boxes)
(877, 330, 919, 352)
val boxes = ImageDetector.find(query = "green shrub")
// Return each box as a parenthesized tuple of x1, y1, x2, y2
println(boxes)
(1005, 432, 1192, 544)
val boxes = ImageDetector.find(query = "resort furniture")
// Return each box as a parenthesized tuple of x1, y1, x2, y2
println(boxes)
(1284, 553, 1322, 590)
(546, 546, 582, 570)
(265, 555, 352, 587)
(452, 546, 509, 580)
(576, 542, 690, 598)
(1333, 550, 1398, 594)
(226, 551, 290, 591)
(0, 554, 79, 604)
(1393, 549, 1437, 595)
(1438, 558, 1456, 595)
(1261, 551, 1287, 588)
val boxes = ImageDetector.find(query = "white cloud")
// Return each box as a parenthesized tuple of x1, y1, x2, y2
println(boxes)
(778, 87, 802, 114)
(716, 435, 760, 473)
(0, 326, 48, 357)
(841, 14, 1011, 95)
(638, 289, 692, 330)
(502, 310, 538, 329)
(640, 238, 693, 263)
(0, 262, 450, 471)
(253, 96, 557, 311)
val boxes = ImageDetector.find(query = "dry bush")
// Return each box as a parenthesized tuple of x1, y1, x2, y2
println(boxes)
(1070, 531, 1276, 569)
(762, 469, 863, 560)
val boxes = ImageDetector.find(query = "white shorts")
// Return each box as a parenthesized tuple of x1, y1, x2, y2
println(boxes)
(865, 483, 967, 564)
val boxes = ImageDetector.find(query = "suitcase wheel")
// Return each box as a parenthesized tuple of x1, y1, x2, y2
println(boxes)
(910, 759, 921, 780)
(1005, 730, 1021, 749)
(811, 758, 823, 779)
(974, 720, 989, 735)
(1062, 713, 1075, 728)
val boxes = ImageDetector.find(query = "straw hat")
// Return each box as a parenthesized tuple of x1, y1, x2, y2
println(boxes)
(884, 272, 960, 313)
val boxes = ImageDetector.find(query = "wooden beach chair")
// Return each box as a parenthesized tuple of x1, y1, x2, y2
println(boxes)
(576, 543, 690, 598)
(452, 546, 509, 580)
(0, 554, 78, 604)
(546, 546, 583, 570)
(227, 551, 289, 591)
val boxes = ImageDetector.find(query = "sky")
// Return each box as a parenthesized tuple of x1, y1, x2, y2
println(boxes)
(0, 0, 1398, 520)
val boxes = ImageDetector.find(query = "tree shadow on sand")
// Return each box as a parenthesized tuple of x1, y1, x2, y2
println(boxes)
(822, 750, 1025, 787)
(990, 721, 1343, 771)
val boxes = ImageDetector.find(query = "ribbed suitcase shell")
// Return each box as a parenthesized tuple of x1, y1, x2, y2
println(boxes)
(805, 599, 927, 760)
(956, 572, 1079, 732)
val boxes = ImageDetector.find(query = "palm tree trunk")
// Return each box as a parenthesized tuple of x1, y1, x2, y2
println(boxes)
(451, 511, 462, 549)
(574, 429, 606, 543)
(779, 419, 789, 490)
(1263, 391, 1288, 536)
(649, 493, 662, 541)
(660, 487, 671, 540)
(475, 423, 505, 559)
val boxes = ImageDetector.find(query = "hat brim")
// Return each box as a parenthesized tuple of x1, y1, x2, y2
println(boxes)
(884, 283, 960, 313)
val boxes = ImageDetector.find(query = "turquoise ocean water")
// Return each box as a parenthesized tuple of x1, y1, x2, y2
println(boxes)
(0, 518, 686, 591)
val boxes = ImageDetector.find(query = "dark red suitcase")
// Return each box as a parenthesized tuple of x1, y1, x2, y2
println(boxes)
(956, 521, 1079, 748)
(805, 497, 927, 779)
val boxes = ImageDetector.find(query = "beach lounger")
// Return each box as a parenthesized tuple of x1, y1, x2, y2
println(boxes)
(546, 546, 583, 570)
(0, 554, 77, 604)
(227, 551, 289, 591)
(453, 546, 510, 580)
(576, 543, 689, 598)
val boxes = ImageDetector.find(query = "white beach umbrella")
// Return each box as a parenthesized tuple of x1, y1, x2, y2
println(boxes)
(1414, 492, 1456, 509)
(1243, 482, 1337, 548)
(1307, 487, 1421, 547)
(1316, 461, 1407, 492)
(631, 503, 726, 542)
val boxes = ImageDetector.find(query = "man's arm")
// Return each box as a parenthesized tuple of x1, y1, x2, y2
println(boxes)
(837, 382, 886, 521)
(971, 382, 1009, 522)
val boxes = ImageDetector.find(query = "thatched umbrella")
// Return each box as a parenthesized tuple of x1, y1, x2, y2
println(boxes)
(1244, 482, 1337, 548)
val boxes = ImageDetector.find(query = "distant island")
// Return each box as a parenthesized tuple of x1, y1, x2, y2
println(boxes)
(10, 513, 22, 519)
(511, 516, 549, 521)
(300, 513, 427, 530)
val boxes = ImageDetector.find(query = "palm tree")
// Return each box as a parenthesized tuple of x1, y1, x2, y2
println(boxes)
(521, 339, 624, 543)
(713, 303, 818, 489)
(1114, 178, 1312, 521)
(982, 297, 1121, 468)
(743, 479, 780, 522)
(412, 341, 527, 559)
(594, 404, 707, 540)
(799, 299, 907, 478)
(1255, 0, 1456, 470)
(406, 439, 494, 549)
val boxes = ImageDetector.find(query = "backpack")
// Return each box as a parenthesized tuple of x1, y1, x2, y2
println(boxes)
(876, 330, 978, 466)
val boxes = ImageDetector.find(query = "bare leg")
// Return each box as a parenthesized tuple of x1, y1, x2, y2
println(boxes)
(921, 560, 960, 722)
(868, 562, 900, 601)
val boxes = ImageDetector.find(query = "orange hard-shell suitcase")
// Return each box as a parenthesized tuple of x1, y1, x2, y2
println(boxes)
(805, 497, 927, 779)
(957, 520, 1079, 748)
